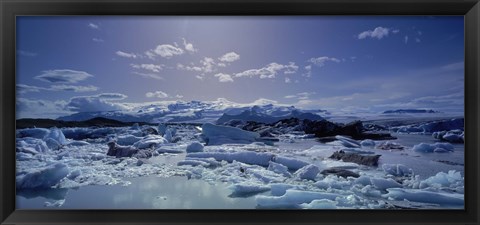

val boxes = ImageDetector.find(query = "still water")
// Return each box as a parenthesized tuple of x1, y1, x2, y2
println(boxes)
(17, 176, 257, 209)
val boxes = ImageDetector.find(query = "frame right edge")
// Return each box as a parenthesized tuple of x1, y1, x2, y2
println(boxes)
(465, 1, 479, 224)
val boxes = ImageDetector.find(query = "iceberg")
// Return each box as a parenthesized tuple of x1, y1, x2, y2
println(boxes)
(16, 163, 70, 189)
(294, 164, 320, 181)
(201, 123, 260, 145)
(186, 142, 204, 153)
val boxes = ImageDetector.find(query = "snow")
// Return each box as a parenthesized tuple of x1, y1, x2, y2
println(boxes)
(186, 142, 204, 153)
(294, 164, 320, 181)
(16, 163, 70, 189)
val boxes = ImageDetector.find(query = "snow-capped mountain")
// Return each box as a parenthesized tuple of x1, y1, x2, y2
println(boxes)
(57, 99, 327, 124)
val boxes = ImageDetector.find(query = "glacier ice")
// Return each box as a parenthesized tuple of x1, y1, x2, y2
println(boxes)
(16, 163, 70, 189)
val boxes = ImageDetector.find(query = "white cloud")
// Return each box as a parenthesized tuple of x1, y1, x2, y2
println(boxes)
(88, 23, 100, 29)
(285, 77, 291, 83)
(415, 38, 421, 43)
(131, 64, 163, 73)
(145, 91, 169, 98)
(182, 38, 198, 53)
(404, 35, 409, 44)
(35, 69, 93, 83)
(17, 84, 98, 94)
(303, 65, 312, 77)
(284, 92, 315, 100)
(144, 50, 156, 60)
(358, 27, 390, 39)
(201, 57, 216, 73)
(49, 85, 98, 92)
(16, 98, 69, 119)
(218, 52, 240, 63)
(116, 51, 138, 58)
(132, 72, 164, 80)
(392, 29, 400, 34)
(154, 44, 184, 58)
(92, 38, 104, 42)
(235, 62, 298, 79)
(175, 94, 184, 99)
(214, 73, 234, 82)
(17, 50, 38, 57)
(308, 57, 341, 67)
(65, 93, 128, 112)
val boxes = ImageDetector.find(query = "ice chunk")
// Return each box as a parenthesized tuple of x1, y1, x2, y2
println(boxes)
(272, 156, 309, 170)
(256, 189, 341, 208)
(229, 183, 270, 196)
(419, 170, 463, 189)
(335, 135, 361, 148)
(16, 163, 70, 189)
(186, 141, 204, 153)
(201, 123, 260, 145)
(44, 127, 67, 145)
(66, 141, 90, 146)
(163, 128, 173, 143)
(117, 135, 143, 146)
(16, 128, 50, 139)
(354, 176, 372, 186)
(186, 151, 274, 167)
(384, 188, 464, 206)
(44, 199, 65, 207)
(132, 135, 168, 149)
(158, 124, 167, 136)
(294, 164, 320, 181)
(370, 178, 402, 190)
(177, 160, 210, 167)
(300, 199, 337, 209)
(412, 143, 454, 153)
(382, 164, 414, 177)
(270, 183, 300, 196)
(16, 138, 49, 154)
(360, 139, 375, 147)
(267, 161, 292, 178)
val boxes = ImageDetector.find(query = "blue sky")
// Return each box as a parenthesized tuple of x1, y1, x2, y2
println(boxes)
(16, 16, 464, 119)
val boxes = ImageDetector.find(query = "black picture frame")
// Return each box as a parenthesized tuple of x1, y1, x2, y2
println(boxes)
(1, 0, 479, 224)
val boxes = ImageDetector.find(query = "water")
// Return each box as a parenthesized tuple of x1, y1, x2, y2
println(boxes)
(17, 176, 257, 209)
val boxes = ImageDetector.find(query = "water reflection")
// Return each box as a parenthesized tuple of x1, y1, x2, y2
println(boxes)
(17, 176, 256, 209)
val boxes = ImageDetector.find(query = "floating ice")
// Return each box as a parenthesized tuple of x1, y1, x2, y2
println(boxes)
(256, 189, 342, 208)
(294, 164, 320, 181)
(16, 137, 49, 154)
(45, 127, 67, 145)
(267, 161, 292, 178)
(384, 188, 464, 207)
(16, 163, 70, 189)
(272, 156, 309, 170)
(177, 160, 210, 167)
(229, 183, 271, 196)
(132, 135, 168, 149)
(335, 135, 361, 148)
(117, 134, 143, 146)
(186, 142, 204, 153)
(360, 139, 375, 147)
(370, 177, 402, 190)
(382, 164, 414, 177)
(16, 128, 50, 139)
(412, 143, 454, 153)
(186, 151, 274, 167)
(419, 170, 463, 189)
(201, 123, 260, 145)
(300, 199, 337, 209)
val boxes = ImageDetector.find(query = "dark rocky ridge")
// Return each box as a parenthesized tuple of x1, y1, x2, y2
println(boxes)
(16, 117, 155, 129)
